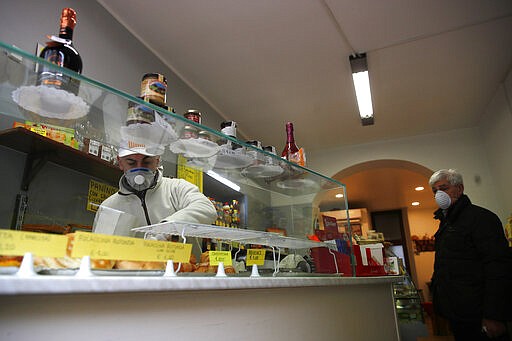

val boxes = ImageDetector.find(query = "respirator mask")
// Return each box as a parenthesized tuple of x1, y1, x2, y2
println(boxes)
(435, 190, 452, 210)
(124, 167, 156, 191)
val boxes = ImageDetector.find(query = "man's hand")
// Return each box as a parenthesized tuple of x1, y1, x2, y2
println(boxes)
(482, 318, 507, 338)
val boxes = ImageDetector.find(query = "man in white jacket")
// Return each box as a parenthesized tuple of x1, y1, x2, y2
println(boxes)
(93, 144, 217, 237)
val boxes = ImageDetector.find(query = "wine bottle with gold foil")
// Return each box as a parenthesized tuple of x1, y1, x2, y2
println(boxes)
(37, 8, 83, 95)
(281, 122, 305, 166)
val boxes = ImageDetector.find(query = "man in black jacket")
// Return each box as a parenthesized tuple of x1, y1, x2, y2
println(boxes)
(429, 169, 511, 340)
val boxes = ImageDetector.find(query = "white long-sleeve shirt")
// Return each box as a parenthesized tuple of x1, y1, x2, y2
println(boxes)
(93, 170, 217, 237)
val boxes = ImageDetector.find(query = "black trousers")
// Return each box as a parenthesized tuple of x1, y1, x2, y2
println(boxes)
(449, 320, 510, 341)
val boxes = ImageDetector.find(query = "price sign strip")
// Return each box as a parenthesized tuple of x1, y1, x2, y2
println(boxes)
(0, 230, 68, 257)
(72, 231, 192, 263)
(0, 230, 192, 264)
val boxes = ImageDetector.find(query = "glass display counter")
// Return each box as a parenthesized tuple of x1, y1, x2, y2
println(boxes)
(0, 40, 355, 277)
(0, 39, 401, 341)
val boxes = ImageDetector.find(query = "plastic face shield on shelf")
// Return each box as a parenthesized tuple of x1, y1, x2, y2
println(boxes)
(120, 108, 178, 155)
(93, 206, 140, 237)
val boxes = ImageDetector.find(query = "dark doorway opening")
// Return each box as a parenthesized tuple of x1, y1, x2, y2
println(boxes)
(371, 209, 411, 271)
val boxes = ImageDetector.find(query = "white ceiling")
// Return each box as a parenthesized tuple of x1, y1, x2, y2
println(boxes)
(98, 0, 512, 211)
(332, 166, 437, 211)
(99, 0, 512, 151)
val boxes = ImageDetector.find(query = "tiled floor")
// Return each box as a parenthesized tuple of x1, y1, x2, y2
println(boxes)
(420, 313, 454, 341)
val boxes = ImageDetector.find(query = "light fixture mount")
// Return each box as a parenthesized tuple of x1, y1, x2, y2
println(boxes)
(349, 53, 368, 73)
(361, 116, 374, 126)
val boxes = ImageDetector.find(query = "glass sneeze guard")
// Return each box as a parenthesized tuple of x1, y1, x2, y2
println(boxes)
(0, 41, 355, 276)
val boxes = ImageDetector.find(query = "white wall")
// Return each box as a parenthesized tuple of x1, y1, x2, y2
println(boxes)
(408, 207, 438, 299)
(479, 72, 512, 221)
(0, 0, 226, 129)
(309, 126, 509, 223)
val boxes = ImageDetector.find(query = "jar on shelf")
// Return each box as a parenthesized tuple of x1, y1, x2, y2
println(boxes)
(220, 121, 241, 150)
(245, 140, 264, 165)
(126, 98, 155, 125)
(263, 145, 278, 165)
(181, 125, 199, 139)
(140, 73, 167, 107)
(184, 109, 202, 124)
(198, 130, 212, 141)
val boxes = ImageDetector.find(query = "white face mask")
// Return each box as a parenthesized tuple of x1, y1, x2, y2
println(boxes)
(125, 167, 156, 191)
(435, 190, 451, 210)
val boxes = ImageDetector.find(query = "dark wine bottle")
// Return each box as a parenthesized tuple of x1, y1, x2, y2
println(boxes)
(281, 122, 305, 166)
(37, 8, 82, 95)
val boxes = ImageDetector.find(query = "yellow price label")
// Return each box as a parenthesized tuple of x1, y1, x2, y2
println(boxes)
(246, 249, 266, 266)
(177, 155, 203, 192)
(0, 230, 67, 257)
(71, 231, 192, 262)
(208, 251, 232, 266)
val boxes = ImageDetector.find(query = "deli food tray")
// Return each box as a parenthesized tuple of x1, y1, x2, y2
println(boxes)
(1, 267, 341, 277)
(36, 269, 166, 276)
(34, 269, 217, 277)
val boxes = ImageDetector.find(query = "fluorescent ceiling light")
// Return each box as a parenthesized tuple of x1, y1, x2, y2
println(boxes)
(206, 170, 240, 192)
(411, 202, 420, 206)
(350, 53, 374, 126)
(415, 186, 425, 191)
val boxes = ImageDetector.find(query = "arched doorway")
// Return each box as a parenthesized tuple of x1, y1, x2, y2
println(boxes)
(315, 159, 438, 299)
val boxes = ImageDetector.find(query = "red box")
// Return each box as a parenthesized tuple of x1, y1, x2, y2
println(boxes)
(353, 245, 386, 276)
(311, 247, 352, 276)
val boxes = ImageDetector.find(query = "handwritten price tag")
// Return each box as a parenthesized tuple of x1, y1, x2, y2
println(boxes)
(246, 249, 266, 266)
(208, 251, 232, 266)
(177, 155, 203, 192)
(71, 231, 192, 262)
(0, 230, 67, 257)
(87, 180, 117, 213)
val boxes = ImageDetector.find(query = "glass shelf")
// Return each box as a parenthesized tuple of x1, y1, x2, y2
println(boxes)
(0, 40, 345, 196)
